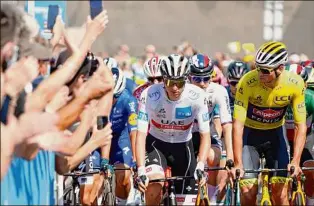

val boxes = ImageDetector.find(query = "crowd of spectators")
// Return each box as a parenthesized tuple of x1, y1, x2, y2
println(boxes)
(0, 2, 311, 205)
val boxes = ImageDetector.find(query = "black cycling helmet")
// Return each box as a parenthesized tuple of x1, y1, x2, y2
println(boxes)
(227, 60, 250, 81)
(188, 54, 214, 76)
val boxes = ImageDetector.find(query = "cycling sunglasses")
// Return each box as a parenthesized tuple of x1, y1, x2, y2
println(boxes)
(191, 76, 211, 83)
(256, 65, 280, 74)
(164, 78, 186, 88)
(229, 81, 239, 86)
(148, 76, 163, 83)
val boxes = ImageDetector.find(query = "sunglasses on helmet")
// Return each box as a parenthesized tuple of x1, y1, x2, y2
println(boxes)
(164, 78, 186, 88)
(191, 76, 211, 83)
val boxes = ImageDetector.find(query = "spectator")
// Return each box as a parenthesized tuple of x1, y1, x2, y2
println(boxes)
(288, 53, 301, 64)
(144, 44, 157, 60)
(1, 4, 112, 205)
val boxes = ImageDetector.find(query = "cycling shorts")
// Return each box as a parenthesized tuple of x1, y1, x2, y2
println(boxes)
(145, 133, 197, 194)
(77, 149, 101, 185)
(242, 126, 290, 178)
(289, 132, 314, 165)
(110, 128, 133, 167)
(192, 132, 222, 158)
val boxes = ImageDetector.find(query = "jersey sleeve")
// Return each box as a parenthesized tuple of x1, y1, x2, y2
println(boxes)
(215, 86, 232, 124)
(292, 80, 306, 124)
(137, 88, 150, 133)
(305, 89, 314, 123)
(212, 104, 220, 118)
(233, 76, 250, 123)
(126, 95, 139, 132)
(195, 91, 210, 133)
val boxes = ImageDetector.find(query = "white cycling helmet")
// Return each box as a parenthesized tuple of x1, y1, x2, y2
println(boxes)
(160, 54, 190, 79)
(104, 57, 118, 69)
(255, 41, 288, 68)
(143, 56, 162, 78)
(111, 67, 126, 98)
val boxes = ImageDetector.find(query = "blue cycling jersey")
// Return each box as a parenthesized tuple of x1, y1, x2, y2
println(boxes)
(125, 78, 137, 94)
(109, 89, 138, 166)
(110, 89, 138, 135)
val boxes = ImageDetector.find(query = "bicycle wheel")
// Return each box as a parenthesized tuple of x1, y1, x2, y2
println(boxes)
(101, 174, 116, 206)
(262, 200, 271, 206)
(293, 193, 305, 206)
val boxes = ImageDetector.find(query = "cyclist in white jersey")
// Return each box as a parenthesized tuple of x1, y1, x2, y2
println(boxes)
(188, 54, 233, 203)
(133, 56, 164, 100)
(135, 54, 211, 205)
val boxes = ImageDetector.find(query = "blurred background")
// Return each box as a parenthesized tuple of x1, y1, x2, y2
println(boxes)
(14, 1, 314, 58)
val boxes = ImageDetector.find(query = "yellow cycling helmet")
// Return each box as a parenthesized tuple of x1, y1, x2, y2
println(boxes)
(255, 41, 288, 68)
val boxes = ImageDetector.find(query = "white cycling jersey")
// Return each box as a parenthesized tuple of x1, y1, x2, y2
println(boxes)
(192, 82, 232, 133)
(137, 83, 210, 143)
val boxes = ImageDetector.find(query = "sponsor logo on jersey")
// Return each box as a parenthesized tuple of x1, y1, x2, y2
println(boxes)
(252, 95, 263, 105)
(253, 108, 284, 119)
(288, 77, 298, 85)
(156, 108, 166, 118)
(175, 106, 192, 119)
(122, 147, 130, 155)
(247, 104, 286, 123)
(152, 119, 193, 130)
(204, 96, 213, 107)
(188, 90, 200, 100)
(138, 111, 148, 121)
(273, 95, 292, 106)
(202, 112, 210, 121)
(238, 87, 244, 94)
(128, 102, 136, 113)
(247, 77, 258, 87)
(139, 96, 146, 104)
(148, 90, 161, 101)
(297, 102, 305, 113)
(234, 99, 244, 107)
(128, 113, 138, 126)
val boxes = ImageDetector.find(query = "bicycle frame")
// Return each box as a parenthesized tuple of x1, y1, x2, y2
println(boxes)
(244, 168, 289, 206)
(289, 166, 314, 206)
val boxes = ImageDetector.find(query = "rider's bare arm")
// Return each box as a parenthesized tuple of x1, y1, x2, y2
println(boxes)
(232, 119, 244, 167)
(222, 123, 233, 160)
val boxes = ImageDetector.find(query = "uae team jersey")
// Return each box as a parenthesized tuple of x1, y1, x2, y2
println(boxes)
(137, 83, 210, 143)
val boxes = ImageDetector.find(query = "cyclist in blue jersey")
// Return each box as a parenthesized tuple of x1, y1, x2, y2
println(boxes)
(104, 57, 137, 94)
(105, 67, 138, 205)
(125, 77, 137, 94)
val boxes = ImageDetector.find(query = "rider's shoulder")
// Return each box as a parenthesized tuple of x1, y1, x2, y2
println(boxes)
(282, 70, 304, 87)
(184, 83, 207, 100)
(208, 82, 228, 93)
(141, 83, 163, 100)
(239, 70, 259, 87)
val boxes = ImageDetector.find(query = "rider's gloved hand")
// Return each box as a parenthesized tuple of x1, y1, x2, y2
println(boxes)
(136, 166, 149, 193)
(194, 161, 207, 187)
(100, 158, 114, 178)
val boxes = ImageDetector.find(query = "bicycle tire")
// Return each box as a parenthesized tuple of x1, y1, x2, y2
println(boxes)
(102, 174, 116, 206)
(294, 193, 305, 206)
(262, 202, 269, 206)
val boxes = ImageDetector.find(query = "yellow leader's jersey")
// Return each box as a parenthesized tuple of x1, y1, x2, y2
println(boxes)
(233, 69, 306, 130)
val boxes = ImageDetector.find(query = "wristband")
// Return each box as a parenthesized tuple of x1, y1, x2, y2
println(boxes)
(196, 161, 205, 171)
(101, 158, 110, 166)
(137, 166, 146, 176)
